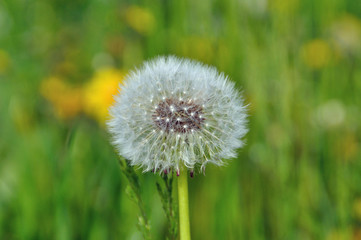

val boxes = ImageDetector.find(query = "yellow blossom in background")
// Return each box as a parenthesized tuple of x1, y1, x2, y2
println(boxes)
(353, 198, 361, 220)
(270, 0, 299, 15)
(330, 14, 361, 57)
(40, 77, 83, 120)
(9, 96, 34, 133)
(0, 49, 10, 74)
(354, 229, 361, 240)
(302, 39, 332, 69)
(176, 36, 214, 63)
(83, 68, 124, 124)
(326, 229, 351, 240)
(335, 133, 359, 162)
(125, 6, 155, 35)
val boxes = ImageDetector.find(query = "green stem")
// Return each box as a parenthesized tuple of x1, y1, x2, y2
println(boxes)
(178, 171, 191, 240)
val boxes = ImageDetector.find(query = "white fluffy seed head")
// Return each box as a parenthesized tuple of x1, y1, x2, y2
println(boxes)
(107, 56, 248, 173)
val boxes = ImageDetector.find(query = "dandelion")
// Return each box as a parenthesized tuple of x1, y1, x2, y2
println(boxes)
(108, 56, 247, 239)
(108, 57, 247, 240)
(107, 56, 248, 174)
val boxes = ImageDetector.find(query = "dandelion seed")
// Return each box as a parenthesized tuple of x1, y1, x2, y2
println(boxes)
(107, 56, 248, 174)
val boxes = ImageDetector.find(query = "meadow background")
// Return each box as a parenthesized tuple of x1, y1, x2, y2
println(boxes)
(1, 0, 361, 239)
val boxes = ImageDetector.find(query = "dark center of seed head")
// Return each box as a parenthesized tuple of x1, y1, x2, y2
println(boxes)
(152, 98, 205, 133)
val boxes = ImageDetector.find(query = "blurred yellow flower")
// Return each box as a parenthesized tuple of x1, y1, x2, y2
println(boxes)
(302, 39, 332, 69)
(83, 68, 124, 124)
(0, 49, 10, 74)
(330, 14, 361, 57)
(125, 6, 155, 35)
(176, 36, 214, 63)
(40, 77, 83, 120)
(270, 0, 299, 15)
(354, 228, 361, 240)
(9, 96, 34, 133)
(326, 229, 350, 240)
(335, 133, 359, 162)
(353, 198, 361, 220)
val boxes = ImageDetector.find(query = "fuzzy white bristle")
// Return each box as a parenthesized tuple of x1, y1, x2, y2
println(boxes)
(107, 56, 248, 173)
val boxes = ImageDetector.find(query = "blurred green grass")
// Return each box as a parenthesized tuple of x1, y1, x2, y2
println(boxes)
(1, 0, 361, 239)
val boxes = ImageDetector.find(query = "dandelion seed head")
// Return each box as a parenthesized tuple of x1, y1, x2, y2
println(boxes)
(107, 56, 248, 173)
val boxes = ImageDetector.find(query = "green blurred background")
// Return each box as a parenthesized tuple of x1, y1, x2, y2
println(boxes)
(1, 0, 361, 239)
